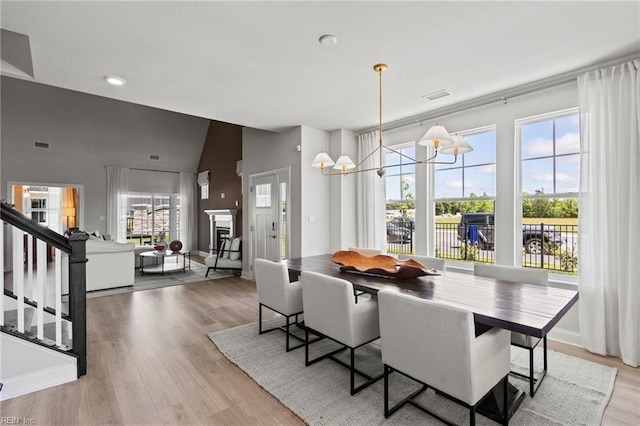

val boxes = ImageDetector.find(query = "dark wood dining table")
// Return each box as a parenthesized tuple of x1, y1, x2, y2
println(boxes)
(286, 254, 580, 421)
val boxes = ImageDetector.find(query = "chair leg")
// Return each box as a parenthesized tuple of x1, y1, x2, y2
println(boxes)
(502, 376, 509, 426)
(543, 335, 548, 370)
(205, 267, 212, 277)
(305, 327, 310, 366)
(258, 304, 264, 334)
(470, 406, 476, 426)
(350, 348, 355, 395)
(384, 364, 390, 418)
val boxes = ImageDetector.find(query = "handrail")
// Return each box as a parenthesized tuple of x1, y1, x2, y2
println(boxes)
(1, 201, 87, 377)
(1, 203, 71, 253)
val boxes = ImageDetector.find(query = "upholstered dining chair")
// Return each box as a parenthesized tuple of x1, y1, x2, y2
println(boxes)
(378, 289, 511, 425)
(474, 263, 549, 396)
(398, 254, 445, 271)
(300, 271, 383, 395)
(254, 258, 306, 352)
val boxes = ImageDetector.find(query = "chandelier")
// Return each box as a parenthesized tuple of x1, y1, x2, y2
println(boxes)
(311, 63, 473, 177)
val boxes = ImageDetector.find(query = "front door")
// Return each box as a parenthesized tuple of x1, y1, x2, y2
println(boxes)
(252, 174, 281, 265)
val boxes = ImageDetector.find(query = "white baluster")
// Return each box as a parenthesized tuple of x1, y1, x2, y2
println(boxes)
(55, 247, 62, 347)
(12, 228, 24, 333)
(27, 233, 34, 300)
(0, 222, 4, 327)
(36, 239, 46, 340)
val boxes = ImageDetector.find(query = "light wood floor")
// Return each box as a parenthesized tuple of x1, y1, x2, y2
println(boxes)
(1, 275, 638, 425)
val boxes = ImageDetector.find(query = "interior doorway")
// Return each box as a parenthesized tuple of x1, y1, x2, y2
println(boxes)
(9, 183, 82, 234)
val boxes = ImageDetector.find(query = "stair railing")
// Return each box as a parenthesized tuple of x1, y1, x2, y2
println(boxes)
(1, 203, 87, 377)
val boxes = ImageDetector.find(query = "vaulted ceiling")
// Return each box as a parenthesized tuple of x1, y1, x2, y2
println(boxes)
(2, 1, 639, 132)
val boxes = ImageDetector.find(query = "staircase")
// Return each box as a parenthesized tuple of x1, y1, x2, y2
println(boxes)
(1, 202, 87, 401)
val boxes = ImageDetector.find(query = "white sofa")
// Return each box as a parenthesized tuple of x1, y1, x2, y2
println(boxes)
(64, 236, 135, 293)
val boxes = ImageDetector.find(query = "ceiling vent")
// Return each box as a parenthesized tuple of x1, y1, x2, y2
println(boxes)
(149, 155, 160, 160)
(34, 141, 50, 149)
(423, 90, 450, 101)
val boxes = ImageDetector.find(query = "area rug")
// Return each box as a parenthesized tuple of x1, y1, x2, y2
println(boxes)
(87, 260, 232, 298)
(209, 320, 617, 426)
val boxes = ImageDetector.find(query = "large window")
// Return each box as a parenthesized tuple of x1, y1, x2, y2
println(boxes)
(519, 109, 579, 274)
(385, 143, 416, 253)
(434, 128, 497, 263)
(126, 193, 180, 245)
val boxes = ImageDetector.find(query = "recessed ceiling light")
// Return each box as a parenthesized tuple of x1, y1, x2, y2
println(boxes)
(319, 34, 337, 47)
(104, 75, 126, 86)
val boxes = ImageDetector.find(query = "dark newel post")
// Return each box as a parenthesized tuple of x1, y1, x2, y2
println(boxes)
(68, 232, 88, 377)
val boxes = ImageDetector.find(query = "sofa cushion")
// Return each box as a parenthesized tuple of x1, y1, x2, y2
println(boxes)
(229, 237, 242, 260)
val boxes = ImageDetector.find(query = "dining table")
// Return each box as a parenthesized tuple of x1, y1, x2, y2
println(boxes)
(286, 254, 580, 421)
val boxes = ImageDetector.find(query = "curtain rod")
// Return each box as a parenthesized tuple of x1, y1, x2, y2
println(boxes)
(359, 52, 640, 135)
(104, 166, 196, 175)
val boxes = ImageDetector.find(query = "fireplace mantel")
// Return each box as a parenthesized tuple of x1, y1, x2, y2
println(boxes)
(204, 209, 238, 253)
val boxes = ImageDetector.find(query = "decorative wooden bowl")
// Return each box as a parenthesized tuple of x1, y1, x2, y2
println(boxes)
(330, 250, 440, 279)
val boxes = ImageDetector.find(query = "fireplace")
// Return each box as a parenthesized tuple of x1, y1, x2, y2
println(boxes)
(204, 209, 238, 254)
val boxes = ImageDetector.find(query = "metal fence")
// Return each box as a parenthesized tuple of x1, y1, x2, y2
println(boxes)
(386, 221, 414, 255)
(387, 222, 578, 274)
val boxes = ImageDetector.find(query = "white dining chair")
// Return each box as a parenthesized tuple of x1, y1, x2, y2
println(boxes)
(398, 254, 445, 271)
(474, 263, 549, 396)
(254, 258, 306, 352)
(378, 289, 511, 425)
(300, 270, 383, 395)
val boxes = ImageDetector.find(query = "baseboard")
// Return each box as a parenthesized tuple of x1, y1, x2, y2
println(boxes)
(196, 250, 211, 258)
(1, 333, 78, 401)
(548, 327, 582, 348)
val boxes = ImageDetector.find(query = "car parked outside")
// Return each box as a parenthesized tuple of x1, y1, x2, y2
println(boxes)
(457, 212, 564, 254)
(386, 217, 414, 243)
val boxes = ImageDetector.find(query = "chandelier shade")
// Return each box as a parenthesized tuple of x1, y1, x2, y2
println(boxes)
(311, 151, 335, 168)
(311, 63, 473, 177)
(440, 134, 474, 156)
(417, 124, 455, 149)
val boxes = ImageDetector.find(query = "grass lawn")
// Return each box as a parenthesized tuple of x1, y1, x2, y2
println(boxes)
(436, 216, 578, 226)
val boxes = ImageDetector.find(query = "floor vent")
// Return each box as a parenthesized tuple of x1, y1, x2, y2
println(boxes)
(149, 155, 160, 160)
(34, 141, 50, 149)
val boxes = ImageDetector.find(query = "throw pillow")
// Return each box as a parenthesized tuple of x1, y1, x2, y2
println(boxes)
(220, 239, 231, 258)
(229, 237, 241, 260)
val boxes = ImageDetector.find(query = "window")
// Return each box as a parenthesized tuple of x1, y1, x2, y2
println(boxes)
(434, 128, 497, 263)
(255, 183, 271, 207)
(519, 109, 579, 274)
(126, 193, 180, 245)
(385, 143, 416, 254)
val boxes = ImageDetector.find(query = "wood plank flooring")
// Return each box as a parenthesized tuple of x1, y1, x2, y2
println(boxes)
(1, 275, 638, 425)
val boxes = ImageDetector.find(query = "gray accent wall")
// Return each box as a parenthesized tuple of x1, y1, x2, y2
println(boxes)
(1, 76, 209, 233)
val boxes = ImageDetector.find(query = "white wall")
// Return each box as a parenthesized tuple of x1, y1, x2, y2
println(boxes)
(242, 126, 303, 272)
(1, 77, 208, 234)
(300, 126, 331, 256)
(328, 129, 357, 252)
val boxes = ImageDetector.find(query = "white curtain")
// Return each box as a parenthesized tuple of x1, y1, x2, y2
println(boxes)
(356, 131, 386, 251)
(179, 172, 197, 252)
(106, 166, 129, 243)
(577, 59, 639, 367)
